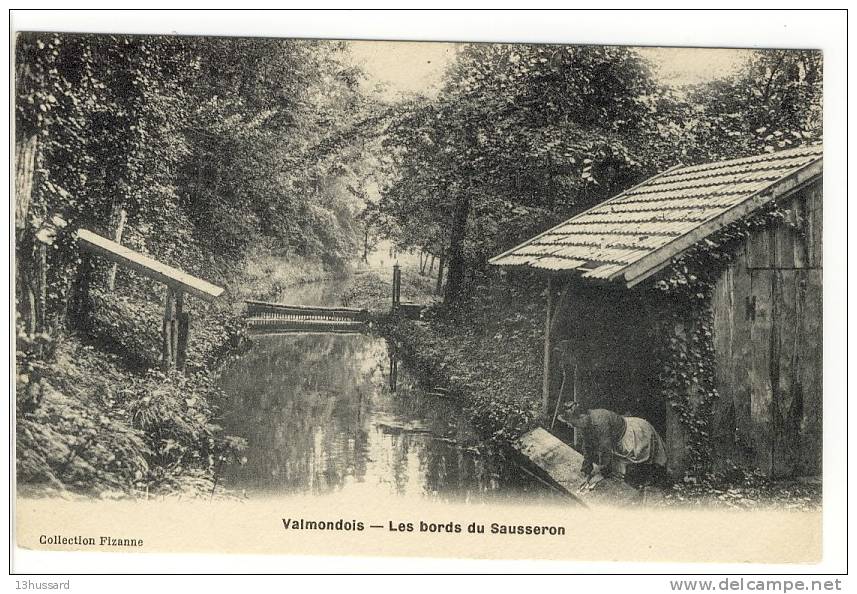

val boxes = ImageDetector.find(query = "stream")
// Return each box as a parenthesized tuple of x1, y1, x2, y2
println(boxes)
(217, 277, 555, 503)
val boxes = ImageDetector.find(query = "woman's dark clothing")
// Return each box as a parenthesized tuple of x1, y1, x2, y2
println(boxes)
(579, 408, 627, 470)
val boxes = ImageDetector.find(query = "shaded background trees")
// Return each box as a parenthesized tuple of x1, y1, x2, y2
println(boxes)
(15, 35, 823, 324)
(15, 33, 374, 336)
(381, 44, 668, 304)
(377, 45, 822, 304)
(13, 33, 378, 496)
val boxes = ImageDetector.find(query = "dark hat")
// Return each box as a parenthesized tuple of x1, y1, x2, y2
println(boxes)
(563, 401, 584, 417)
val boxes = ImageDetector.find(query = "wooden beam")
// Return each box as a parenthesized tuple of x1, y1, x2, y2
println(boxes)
(75, 228, 224, 301)
(106, 207, 127, 291)
(543, 275, 554, 421)
(244, 300, 368, 315)
(623, 160, 823, 288)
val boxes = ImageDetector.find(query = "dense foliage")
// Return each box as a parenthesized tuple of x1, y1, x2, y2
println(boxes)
(372, 45, 822, 486)
(378, 46, 822, 304)
(15, 33, 376, 334)
(14, 34, 375, 497)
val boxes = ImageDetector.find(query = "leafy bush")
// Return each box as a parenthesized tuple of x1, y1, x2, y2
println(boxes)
(16, 326, 150, 494)
(15, 324, 246, 499)
(88, 286, 163, 369)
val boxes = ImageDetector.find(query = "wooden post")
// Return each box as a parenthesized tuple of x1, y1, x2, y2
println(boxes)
(389, 348, 398, 393)
(571, 361, 579, 448)
(177, 312, 190, 372)
(392, 264, 401, 311)
(395, 266, 401, 307)
(175, 290, 190, 372)
(161, 286, 175, 370)
(391, 265, 397, 310)
(543, 275, 554, 422)
(106, 207, 127, 291)
(170, 320, 178, 367)
(171, 289, 182, 365)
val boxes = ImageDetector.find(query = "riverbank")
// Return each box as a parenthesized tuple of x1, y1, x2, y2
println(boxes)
(15, 251, 347, 500)
(344, 265, 546, 444)
(350, 267, 822, 511)
(374, 274, 546, 446)
(227, 246, 352, 304)
(341, 265, 440, 312)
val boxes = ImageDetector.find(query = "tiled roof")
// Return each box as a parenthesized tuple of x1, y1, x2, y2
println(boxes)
(489, 144, 823, 287)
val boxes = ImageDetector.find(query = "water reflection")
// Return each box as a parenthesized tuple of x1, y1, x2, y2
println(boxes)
(388, 341, 399, 393)
(219, 332, 552, 503)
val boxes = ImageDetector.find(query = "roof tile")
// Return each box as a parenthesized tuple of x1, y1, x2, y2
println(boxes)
(489, 144, 823, 284)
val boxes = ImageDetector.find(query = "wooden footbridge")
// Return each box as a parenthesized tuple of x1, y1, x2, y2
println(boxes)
(245, 299, 370, 333)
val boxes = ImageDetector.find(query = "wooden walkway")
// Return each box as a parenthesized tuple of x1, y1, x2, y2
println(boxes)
(245, 300, 369, 333)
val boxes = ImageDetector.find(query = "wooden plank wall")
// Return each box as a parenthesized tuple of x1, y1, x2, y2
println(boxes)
(711, 180, 822, 477)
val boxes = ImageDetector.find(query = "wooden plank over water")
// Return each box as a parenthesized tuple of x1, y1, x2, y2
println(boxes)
(245, 299, 367, 315)
(513, 427, 641, 507)
(76, 228, 224, 301)
(245, 300, 370, 324)
(246, 319, 367, 333)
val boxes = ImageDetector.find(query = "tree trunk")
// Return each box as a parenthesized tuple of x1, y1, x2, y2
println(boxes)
(67, 254, 96, 333)
(15, 135, 38, 231)
(444, 193, 471, 305)
(15, 135, 39, 334)
(35, 244, 47, 333)
(428, 254, 435, 274)
(435, 255, 445, 296)
(362, 227, 369, 263)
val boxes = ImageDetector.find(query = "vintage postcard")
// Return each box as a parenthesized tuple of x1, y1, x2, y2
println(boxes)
(12, 23, 834, 570)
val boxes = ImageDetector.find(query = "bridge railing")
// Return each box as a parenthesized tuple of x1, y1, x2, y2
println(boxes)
(245, 300, 370, 323)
